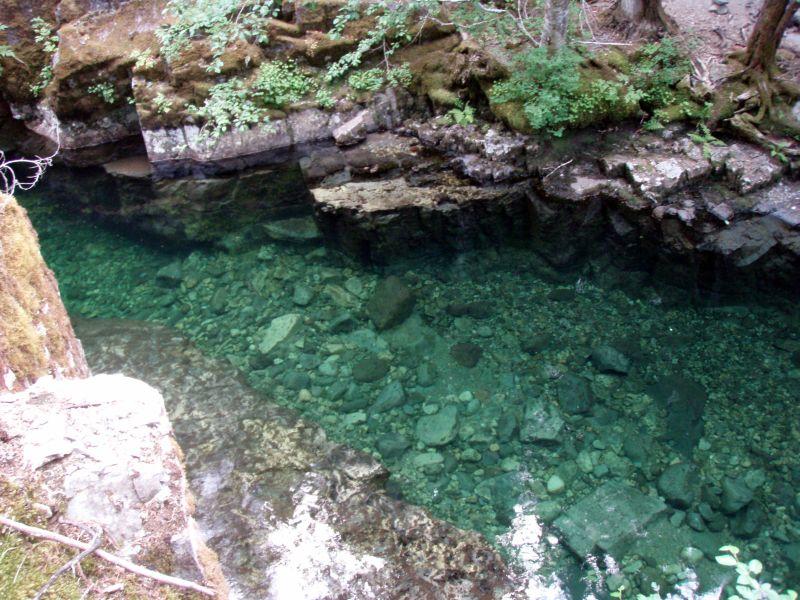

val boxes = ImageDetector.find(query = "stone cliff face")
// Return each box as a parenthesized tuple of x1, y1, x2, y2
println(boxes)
(2, 1, 799, 293)
(0, 193, 88, 392)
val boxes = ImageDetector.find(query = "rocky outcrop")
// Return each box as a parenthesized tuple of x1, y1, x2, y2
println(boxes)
(313, 177, 531, 262)
(0, 374, 228, 597)
(76, 318, 513, 599)
(0, 193, 88, 392)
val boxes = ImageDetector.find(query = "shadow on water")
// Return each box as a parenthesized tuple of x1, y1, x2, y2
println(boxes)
(18, 182, 800, 599)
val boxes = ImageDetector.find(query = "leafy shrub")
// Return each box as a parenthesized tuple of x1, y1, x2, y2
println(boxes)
(189, 78, 268, 139)
(326, 0, 423, 82)
(348, 68, 385, 92)
(491, 48, 592, 136)
(0, 25, 17, 77)
(157, 0, 278, 73)
(253, 60, 311, 107)
(491, 41, 693, 136)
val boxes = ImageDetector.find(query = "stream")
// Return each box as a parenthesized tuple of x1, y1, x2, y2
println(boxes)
(20, 186, 800, 598)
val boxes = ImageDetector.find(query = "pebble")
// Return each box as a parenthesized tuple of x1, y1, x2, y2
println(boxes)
(680, 547, 704, 564)
(546, 475, 565, 495)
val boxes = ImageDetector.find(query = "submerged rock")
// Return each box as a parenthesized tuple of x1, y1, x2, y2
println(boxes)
(366, 276, 416, 331)
(648, 375, 707, 458)
(557, 374, 592, 414)
(721, 476, 754, 514)
(657, 463, 699, 509)
(520, 400, 564, 443)
(450, 342, 483, 368)
(352, 355, 390, 383)
(371, 380, 406, 414)
(555, 481, 666, 558)
(257, 313, 302, 355)
(590, 345, 631, 374)
(416, 405, 459, 447)
(262, 216, 321, 243)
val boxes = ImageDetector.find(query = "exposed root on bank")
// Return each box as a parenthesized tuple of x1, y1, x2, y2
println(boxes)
(710, 61, 800, 163)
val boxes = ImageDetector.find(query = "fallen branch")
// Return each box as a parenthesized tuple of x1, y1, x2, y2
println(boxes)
(0, 516, 216, 597)
(543, 158, 574, 181)
(34, 523, 102, 600)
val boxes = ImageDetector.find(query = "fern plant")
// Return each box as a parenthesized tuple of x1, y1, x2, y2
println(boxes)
(157, 0, 278, 73)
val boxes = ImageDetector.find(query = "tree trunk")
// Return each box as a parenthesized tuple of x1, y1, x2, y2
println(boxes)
(613, 0, 676, 34)
(743, 0, 800, 72)
(542, 0, 571, 50)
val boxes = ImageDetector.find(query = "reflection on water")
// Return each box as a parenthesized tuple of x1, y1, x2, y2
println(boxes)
(23, 193, 800, 598)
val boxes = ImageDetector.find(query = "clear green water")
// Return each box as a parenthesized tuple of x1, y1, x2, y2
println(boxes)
(22, 193, 800, 596)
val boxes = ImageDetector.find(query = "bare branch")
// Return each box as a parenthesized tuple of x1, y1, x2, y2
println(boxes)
(33, 524, 102, 600)
(0, 515, 217, 597)
(0, 131, 59, 195)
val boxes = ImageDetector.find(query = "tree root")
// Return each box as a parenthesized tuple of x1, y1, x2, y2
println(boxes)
(709, 61, 800, 162)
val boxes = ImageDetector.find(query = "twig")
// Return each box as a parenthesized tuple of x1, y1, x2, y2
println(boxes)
(0, 128, 60, 195)
(542, 158, 574, 181)
(0, 516, 216, 597)
(33, 524, 102, 600)
(576, 40, 634, 46)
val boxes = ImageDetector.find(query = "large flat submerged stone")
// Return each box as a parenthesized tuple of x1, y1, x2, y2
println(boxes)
(554, 481, 667, 558)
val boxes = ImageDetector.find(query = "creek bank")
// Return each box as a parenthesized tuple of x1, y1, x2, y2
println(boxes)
(0, 375, 227, 598)
(0, 193, 226, 597)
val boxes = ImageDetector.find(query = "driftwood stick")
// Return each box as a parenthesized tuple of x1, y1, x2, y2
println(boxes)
(0, 516, 216, 597)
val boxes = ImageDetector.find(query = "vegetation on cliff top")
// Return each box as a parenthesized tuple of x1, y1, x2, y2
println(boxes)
(2, 0, 798, 157)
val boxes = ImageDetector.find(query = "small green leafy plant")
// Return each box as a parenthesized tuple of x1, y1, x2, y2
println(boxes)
(28, 18, 59, 97)
(315, 88, 336, 109)
(612, 546, 797, 600)
(88, 81, 117, 104)
(253, 60, 311, 107)
(152, 92, 173, 114)
(347, 68, 385, 92)
(189, 78, 268, 140)
(689, 123, 726, 158)
(130, 48, 157, 71)
(445, 101, 476, 126)
(0, 24, 17, 77)
(30, 17, 58, 53)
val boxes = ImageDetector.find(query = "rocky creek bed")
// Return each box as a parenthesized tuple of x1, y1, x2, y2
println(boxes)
(20, 189, 800, 598)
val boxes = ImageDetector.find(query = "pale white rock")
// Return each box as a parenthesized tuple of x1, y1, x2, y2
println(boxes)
(258, 313, 302, 355)
(0, 374, 227, 595)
